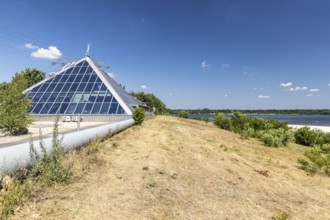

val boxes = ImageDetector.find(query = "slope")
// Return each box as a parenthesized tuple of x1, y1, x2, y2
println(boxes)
(11, 116, 330, 219)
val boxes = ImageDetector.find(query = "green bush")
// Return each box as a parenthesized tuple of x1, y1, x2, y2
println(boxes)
(203, 117, 210, 123)
(133, 107, 145, 125)
(193, 116, 201, 120)
(213, 113, 231, 130)
(177, 110, 189, 119)
(294, 127, 327, 147)
(298, 144, 330, 176)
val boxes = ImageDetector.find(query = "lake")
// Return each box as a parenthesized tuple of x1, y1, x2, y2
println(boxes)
(189, 114, 330, 127)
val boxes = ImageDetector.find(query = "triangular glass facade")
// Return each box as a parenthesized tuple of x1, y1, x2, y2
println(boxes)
(26, 60, 126, 115)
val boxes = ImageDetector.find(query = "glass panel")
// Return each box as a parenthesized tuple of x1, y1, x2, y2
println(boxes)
(61, 83, 72, 92)
(81, 75, 91, 82)
(77, 83, 86, 92)
(54, 83, 64, 92)
(112, 97, 118, 103)
(91, 103, 101, 114)
(48, 103, 61, 114)
(99, 103, 110, 114)
(85, 67, 93, 73)
(74, 75, 83, 83)
(27, 93, 35, 99)
(47, 77, 54, 83)
(63, 93, 74, 102)
(80, 94, 90, 103)
(32, 93, 43, 102)
(60, 75, 69, 83)
(40, 93, 51, 102)
(64, 68, 73, 74)
(59, 103, 69, 114)
(104, 92, 113, 102)
(68, 83, 79, 92)
(32, 103, 44, 114)
(31, 85, 42, 92)
(40, 103, 53, 114)
(88, 93, 97, 102)
(108, 103, 118, 114)
(56, 93, 66, 102)
(100, 84, 107, 91)
(48, 93, 59, 102)
(89, 74, 97, 83)
(95, 77, 102, 83)
(83, 103, 93, 114)
(92, 83, 102, 92)
(117, 105, 125, 114)
(96, 92, 106, 102)
(84, 83, 94, 92)
(72, 66, 81, 74)
(52, 74, 62, 82)
(79, 67, 87, 74)
(45, 83, 57, 93)
(38, 83, 50, 92)
(65, 103, 77, 114)
(72, 93, 82, 103)
(68, 75, 76, 82)
(76, 61, 85, 66)
(82, 61, 89, 67)
(74, 103, 85, 114)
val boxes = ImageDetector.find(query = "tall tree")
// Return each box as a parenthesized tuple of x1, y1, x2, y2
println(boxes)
(13, 68, 45, 90)
(0, 74, 32, 135)
(129, 92, 167, 115)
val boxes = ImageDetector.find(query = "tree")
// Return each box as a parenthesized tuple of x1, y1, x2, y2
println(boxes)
(129, 92, 167, 115)
(12, 68, 45, 90)
(0, 74, 32, 135)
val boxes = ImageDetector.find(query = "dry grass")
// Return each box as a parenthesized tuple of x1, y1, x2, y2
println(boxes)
(5, 116, 330, 219)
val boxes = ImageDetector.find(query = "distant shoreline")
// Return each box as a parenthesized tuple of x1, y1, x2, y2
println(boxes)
(289, 124, 330, 133)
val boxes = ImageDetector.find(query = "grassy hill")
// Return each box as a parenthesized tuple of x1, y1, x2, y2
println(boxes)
(9, 116, 330, 219)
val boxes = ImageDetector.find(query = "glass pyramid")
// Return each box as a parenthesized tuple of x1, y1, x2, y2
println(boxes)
(25, 57, 136, 115)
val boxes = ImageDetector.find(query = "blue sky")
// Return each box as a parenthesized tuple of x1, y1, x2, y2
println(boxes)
(0, 0, 330, 109)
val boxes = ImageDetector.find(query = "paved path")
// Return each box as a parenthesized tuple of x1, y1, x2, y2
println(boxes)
(0, 123, 109, 149)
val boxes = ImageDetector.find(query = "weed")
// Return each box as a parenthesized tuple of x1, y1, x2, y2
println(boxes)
(272, 211, 289, 220)
(158, 169, 165, 175)
(85, 139, 101, 154)
(171, 173, 178, 179)
(0, 178, 31, 219)
(142, 166, 149, 171)
(29, 115, 72, 185)
(148, 179, 157, 187)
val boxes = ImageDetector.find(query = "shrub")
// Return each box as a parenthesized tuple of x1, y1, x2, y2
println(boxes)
(203, 117, 209, 123)
(213, 113, 231, 130)
(294, 127, 326, 146)
(298, 144, 330, 175)
(133, 107, 145, 125)
(193, 116, 201, 120)
(177, 110, 189, 119)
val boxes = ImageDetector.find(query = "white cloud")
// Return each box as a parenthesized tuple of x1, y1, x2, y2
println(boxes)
(24, 43, 39, 49)
(201, 60, 209, 68)
(222, 63, 230, 68)
(328, 83, 330, 87)
(258, 95, 270, 99)
(107, 72, 115, 78)
(224, 94, 228, 98)
(280, 82, 293, 87)
(169, 93, 173, 96)
(140, 85, 148, 90)
(309, 88, 320, 92)
(306, 94, 313, 97)
(31, 46, 62, 60)
(289, 86, 308, 91)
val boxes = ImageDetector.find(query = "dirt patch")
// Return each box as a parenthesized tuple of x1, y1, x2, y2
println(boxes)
(7, 116, 330, 219)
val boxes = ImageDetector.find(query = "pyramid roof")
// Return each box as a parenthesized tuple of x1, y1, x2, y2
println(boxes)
(24, 56, 142, 115)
